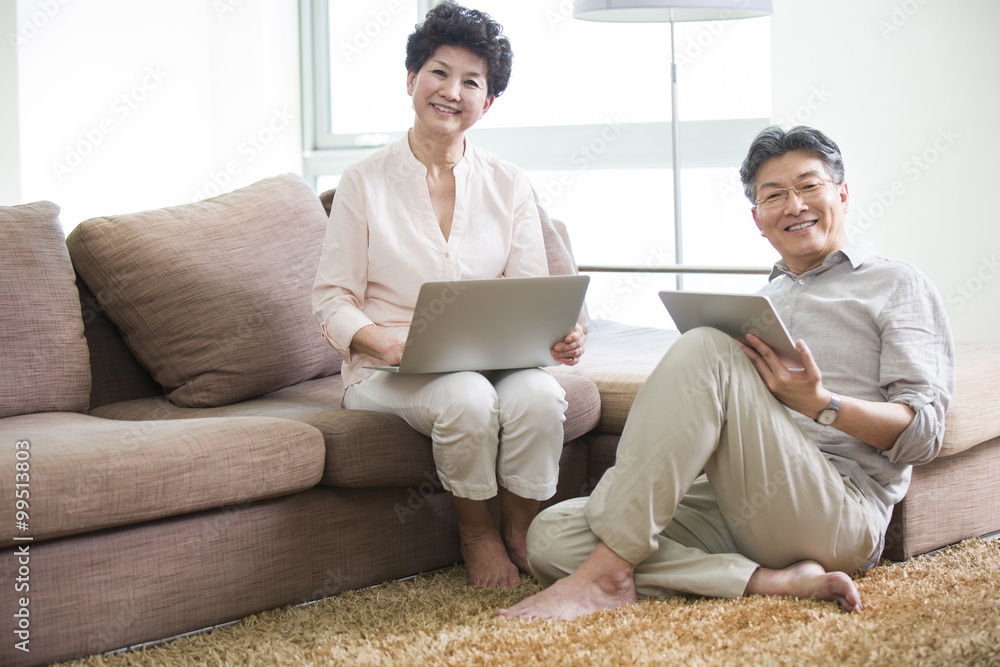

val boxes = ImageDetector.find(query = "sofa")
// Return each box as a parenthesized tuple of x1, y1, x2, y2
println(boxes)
(2, 174, 998, 666)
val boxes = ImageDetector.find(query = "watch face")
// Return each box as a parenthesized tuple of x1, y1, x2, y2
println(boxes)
(818, 409, 837, 425)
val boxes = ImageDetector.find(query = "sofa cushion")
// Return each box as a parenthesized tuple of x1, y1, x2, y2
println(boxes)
(77, 275, 162, 409)
(89, 372, 602, 488)
(550, 319, 679, 434)
(0, 201, 91, 417)
(0, 412, 325, 543)
(939, 342, 1000, 457)
(532, 189, 590, 333)
(66, 174, 342, 408)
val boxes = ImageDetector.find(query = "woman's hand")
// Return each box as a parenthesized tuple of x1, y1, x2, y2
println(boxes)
(551, 324, 586, 366)
(350, 325, 406, 366)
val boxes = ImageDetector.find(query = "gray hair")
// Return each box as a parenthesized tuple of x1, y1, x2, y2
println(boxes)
(739, 126, 846, 204)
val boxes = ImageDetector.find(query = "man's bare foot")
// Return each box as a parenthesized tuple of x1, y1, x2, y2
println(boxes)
(746, 560, 862, 612)
(497, 542, 637, 620)
(461, 531, 521, 588)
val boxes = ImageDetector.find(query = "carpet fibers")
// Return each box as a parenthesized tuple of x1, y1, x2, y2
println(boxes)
(69, 539, 999, 666)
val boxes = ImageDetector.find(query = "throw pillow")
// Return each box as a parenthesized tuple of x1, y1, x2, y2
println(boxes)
(532, 189, 590, 333)
(0, 201, 91, 417)
(67, 174, 341, 408)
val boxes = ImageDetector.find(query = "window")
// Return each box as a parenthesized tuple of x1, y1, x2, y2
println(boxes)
(302, 0, 776, 327)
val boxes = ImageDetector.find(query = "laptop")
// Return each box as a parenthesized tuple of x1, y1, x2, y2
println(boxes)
(367, 275, 590, 374)
(658, 290, 803, 369)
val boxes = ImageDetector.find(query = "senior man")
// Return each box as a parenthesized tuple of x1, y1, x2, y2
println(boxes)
(500, 125, 955, 620)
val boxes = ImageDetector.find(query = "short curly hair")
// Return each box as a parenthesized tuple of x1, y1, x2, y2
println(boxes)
(405, 2, 513, 99)
(739, 126, 846, 205)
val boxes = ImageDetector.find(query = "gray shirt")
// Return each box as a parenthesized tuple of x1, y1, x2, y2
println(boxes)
(758, 242, 955, 562)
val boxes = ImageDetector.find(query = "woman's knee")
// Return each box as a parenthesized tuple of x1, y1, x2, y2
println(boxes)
(434, 372, 500, 430)
(496, 370, 567, 420)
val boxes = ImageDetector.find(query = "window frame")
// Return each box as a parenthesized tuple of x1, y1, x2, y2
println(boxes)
(299, 0, 773, 278)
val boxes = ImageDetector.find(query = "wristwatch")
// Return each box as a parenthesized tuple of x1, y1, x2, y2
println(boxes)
(816, 393, 841, 426)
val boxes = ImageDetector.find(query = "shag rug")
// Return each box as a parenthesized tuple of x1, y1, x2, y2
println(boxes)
(68, 539, 999, 666)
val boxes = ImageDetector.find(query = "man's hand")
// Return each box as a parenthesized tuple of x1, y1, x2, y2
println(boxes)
(739, 332, 916, 450)
(738, 333, 831, 420)
(551, 324, 586, 366)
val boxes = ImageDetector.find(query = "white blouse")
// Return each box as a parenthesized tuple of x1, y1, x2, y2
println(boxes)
(312, 135, 547, 387)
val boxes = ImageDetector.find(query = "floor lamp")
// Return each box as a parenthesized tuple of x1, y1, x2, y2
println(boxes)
(572, 0, 773, 290)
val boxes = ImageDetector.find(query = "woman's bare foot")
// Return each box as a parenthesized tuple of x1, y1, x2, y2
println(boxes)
(504, 534, 531, 577)
(746, 560, 862, 612)
(499, 488, 538, 576)
(461, 530, 521, 588)
(498, 542, 637, 620)
(452, 495, 521, 587)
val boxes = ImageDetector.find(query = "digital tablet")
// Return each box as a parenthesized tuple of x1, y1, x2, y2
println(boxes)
(658, 290, 803, 369)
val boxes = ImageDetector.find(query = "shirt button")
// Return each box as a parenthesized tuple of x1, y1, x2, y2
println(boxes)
(924, 388, 935, 397)
(785, 304, 792, 310)
(798, 279, 806, 285)
(444, 252, 450, 258)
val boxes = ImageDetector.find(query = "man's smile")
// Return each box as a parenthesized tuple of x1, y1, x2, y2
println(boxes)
(786, 220, 817, 232)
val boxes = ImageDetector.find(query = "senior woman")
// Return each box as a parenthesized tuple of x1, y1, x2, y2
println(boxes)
(312, 2, 585, 588)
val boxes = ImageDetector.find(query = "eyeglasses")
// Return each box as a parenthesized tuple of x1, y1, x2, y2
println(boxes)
(755, 179, 834, 210)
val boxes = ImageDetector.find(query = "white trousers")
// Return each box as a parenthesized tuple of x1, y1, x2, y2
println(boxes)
(344, 368, 568, 502)
(527, 328, 880, 599)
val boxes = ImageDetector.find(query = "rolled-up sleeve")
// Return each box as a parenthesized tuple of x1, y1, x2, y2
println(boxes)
(879, 273, 956, 464)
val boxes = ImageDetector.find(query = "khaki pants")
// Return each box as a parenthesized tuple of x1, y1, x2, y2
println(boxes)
(527, 328, 879, 599)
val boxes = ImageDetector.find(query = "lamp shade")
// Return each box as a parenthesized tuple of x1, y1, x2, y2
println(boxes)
(573, 0, 772, 22)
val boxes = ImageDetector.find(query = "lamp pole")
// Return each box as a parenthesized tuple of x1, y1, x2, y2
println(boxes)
(669, 14, 683, 291)
(573, 1, 774, 293)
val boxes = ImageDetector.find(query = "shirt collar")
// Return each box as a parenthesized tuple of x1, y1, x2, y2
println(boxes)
(398, 132, 472, 177)
(768, 241, 877, 281)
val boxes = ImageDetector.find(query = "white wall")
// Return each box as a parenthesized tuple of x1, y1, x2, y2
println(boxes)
(10, 0, 302, 230)
(771, 0, 1000, 342)
(1, 1, 21, 204)
(7, 0, 997, 342)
